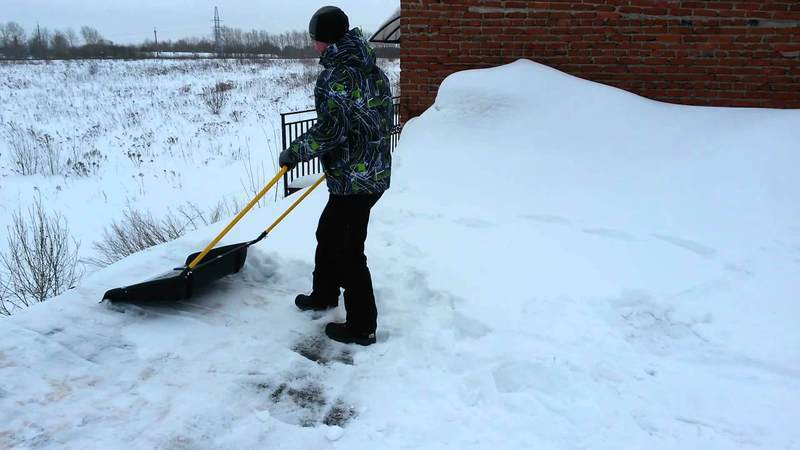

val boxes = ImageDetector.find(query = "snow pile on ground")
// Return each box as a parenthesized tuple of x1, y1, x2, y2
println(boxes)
(2, 59, 799, 449)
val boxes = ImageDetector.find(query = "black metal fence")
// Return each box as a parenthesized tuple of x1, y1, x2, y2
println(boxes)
(280, 96, 401, 197)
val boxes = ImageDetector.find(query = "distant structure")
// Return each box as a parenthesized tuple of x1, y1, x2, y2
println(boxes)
(213, 6, 224, 57)
(153, 27, 159, 58)
(31, 23, 45, 58)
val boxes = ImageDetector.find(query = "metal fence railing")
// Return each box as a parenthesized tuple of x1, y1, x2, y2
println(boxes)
(280, 96, 402, 197)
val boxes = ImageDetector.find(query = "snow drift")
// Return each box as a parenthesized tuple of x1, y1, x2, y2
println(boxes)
(2, 59, 799, 449)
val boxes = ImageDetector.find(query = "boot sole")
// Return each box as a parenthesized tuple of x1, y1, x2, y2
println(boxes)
(325, 333, 376, 346)
(296, 304, 338, 312)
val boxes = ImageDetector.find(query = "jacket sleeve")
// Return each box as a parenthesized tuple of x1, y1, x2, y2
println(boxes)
(285, 68, 350, 164)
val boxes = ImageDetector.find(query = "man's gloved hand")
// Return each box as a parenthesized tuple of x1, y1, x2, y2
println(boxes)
(279, 148, 297, 170)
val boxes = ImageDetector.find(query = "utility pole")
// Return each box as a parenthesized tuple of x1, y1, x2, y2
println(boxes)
(213, 6, 223, 58)
(36, 23, 43, 59)
(153, 27, 159, 58)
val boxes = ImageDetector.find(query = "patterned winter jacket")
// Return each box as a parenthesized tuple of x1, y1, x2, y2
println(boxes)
(285, 28, 393, 195)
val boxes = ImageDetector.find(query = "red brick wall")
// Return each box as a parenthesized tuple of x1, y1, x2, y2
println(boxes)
(400, 0, 800, 120)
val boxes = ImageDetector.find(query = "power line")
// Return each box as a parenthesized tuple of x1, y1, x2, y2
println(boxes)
(102, 27, 209, 39)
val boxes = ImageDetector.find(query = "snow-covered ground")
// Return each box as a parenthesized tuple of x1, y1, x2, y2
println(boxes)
(2, 59, 799, 449)
(0, 58, 399, 268)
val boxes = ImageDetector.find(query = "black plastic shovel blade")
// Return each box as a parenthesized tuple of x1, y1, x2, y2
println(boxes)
(102, 242, 251, 304)
(102, 268, 192, 304)
(184, 242, 250, 292)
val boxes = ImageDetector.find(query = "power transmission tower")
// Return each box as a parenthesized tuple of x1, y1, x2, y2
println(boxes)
(35, 23, 43, 59)
(153, 27, 159, 58)
(213, 7, 223, 57)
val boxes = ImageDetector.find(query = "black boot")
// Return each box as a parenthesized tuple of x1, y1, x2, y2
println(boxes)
(325, 322, 376, 346)
(295, 294, 338, 312)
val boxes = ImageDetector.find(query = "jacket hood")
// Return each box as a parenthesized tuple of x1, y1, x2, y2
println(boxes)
(320, 28, 376, 70)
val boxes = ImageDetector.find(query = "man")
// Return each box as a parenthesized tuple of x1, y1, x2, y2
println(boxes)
(279, 6, 393, 346)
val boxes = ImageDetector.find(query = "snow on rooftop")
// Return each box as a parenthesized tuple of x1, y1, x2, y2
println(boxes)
(2, 59, 799, 449)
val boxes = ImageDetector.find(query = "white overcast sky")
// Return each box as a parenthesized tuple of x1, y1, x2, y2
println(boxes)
(3, 0, 399, 44)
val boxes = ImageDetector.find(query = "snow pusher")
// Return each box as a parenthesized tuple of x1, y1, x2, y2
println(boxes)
(102, 167, 326, 304)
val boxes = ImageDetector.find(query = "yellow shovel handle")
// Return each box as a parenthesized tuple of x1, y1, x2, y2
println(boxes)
(188, 166, 289, 270)
(264, 175, 326, 235)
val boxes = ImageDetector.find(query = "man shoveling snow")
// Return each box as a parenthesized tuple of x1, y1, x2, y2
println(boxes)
(279, 6, 393, 346)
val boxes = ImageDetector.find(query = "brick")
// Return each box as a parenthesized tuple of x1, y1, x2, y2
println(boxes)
(399, 0, 800, 119)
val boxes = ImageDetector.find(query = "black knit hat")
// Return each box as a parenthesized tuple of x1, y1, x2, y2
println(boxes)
(309, 6, 349, 43)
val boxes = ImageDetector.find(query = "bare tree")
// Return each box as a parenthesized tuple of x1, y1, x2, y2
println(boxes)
(28, 26, 50, 58)
(50, 30, 70, 58)
(80, 26, 104, 45)
(1, 197, 82, 308)
(0, 277, 11, 316)
(1, 22, 26, 46)
(65, 28, 79, 47)
(291, 30, 311, 48)
(220, 26, 245, 55)
(0, 23, 9, 45)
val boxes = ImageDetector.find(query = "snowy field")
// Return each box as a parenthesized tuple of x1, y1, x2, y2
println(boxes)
(0, 57, 399, 273)
(2, 59, 800, 449)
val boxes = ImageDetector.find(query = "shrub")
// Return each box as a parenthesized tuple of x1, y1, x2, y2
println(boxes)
(4, 123, 39, 176)
(3, 123, 64, 176)
(0, 197, 82, 311)
(215, 81, 235, 92)
(89, 200, 240, 267)
(38, 132, 62, 176)
(67, 148, 105, 177)
(203, 82, 233, 115)
(87, 62, 100, 76)
(89, 209, 185, 267)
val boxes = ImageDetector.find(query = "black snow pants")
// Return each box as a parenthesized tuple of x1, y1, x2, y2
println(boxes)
(312, 193, 383, 333)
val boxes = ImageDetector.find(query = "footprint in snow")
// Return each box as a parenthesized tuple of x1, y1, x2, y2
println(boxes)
(723, 261, 755, 278)
(398, 241, 426, 258)
(291, 334, 354, 366)
(452, 311, 492, 339)
(519, 214, 572, 225)
(651, 233, 716, 258)
(44, 327, 64, 336)
(2, 423, 52, 449)
(453, 217, 495, 228)
(609, 290, 711, 356)
(0, 351, 13, 369)
(582, 227, 637, 242)
(492, 360, 584, 400)
(162, 435, 204, 450)
(254, 380, 356, 428)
